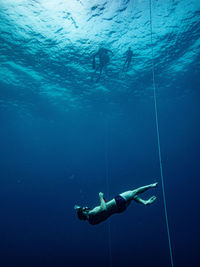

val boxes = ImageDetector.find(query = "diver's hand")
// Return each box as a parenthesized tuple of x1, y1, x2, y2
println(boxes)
(99, 192, 104, 198)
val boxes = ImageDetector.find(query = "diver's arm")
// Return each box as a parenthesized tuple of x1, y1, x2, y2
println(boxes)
(99, 192, 106, 210)
(87, 193, 106, 215)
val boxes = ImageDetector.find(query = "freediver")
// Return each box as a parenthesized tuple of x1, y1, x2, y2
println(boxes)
(123, 47, 133, 71)
(74, 182, 158, 225)
(92, 47, 113, 82)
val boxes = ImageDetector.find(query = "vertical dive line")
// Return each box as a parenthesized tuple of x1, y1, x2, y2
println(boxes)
(105, 117, 113, 267)
(149, 1, 174, 267)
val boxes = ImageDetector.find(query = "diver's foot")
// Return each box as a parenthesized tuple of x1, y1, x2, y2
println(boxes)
(151, 182, 158, 188)
(146, 196, 156, 205)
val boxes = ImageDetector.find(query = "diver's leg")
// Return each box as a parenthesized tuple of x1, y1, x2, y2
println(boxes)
(120, 183, 157, 202)
(132, 183, 158, 195)
(96, 66, 103, 82)
(122, 60, 127, 71)
(134, 195, 156, 205)
(127, 60, 131, 70)
(91, 66, 99, 81)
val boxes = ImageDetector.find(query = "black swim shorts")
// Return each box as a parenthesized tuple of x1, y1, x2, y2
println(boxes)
(115, 195, 127, 213)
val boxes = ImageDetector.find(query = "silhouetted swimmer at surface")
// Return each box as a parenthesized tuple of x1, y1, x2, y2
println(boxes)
(92, 47, 113, 82)
(123, 47, 133, 71)
(74, 182, 158, 225)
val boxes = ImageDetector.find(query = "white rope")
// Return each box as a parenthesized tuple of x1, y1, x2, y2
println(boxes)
(149, 1, 174, 266)
(105, 117, 113, 267)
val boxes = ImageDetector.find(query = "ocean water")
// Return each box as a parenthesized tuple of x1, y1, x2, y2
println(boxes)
(0, 0, 200, 266)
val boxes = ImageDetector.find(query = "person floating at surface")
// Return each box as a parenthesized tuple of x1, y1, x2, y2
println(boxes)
(92, 47, 113, 82)
(123, 47, 133, 71)
(74, 182, 158, 225)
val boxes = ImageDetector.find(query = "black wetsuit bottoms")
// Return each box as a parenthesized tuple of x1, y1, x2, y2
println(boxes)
(115, 195, 127, 213)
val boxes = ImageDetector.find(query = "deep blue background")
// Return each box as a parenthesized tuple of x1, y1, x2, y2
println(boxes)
(0, 80, 200, 266)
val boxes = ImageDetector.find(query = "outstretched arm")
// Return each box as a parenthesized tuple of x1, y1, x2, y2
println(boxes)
(99, 192, 106, 210)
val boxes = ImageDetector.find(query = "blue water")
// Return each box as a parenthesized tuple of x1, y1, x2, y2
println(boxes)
(0, 0, 200, 266)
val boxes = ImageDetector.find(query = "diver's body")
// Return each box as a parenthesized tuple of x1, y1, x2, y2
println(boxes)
(75, 182, 158, 225)
(92, 47, 113, 82)
(123, 47, 133, 71)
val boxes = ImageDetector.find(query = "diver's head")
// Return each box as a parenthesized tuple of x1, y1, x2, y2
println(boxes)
(74, 205, 90, 221)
